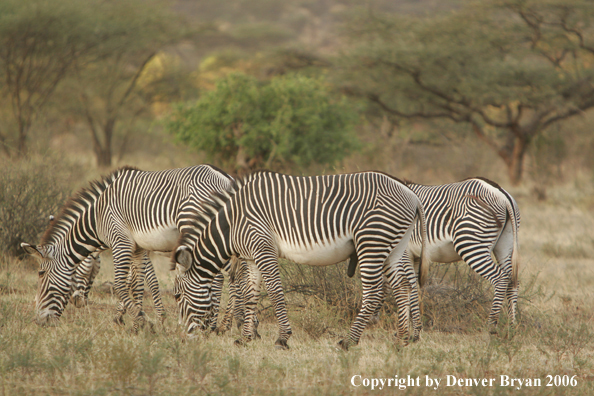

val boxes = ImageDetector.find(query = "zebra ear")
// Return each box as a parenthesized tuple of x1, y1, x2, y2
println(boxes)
(174, 246, 193, 272)
(21, 243, 45, 259)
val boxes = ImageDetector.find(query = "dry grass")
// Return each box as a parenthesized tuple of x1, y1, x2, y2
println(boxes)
(1, 182, 594, 395)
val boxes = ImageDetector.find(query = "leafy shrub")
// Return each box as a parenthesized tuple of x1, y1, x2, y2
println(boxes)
(168, 72, 359, 172)
(0, 157, 82, 257)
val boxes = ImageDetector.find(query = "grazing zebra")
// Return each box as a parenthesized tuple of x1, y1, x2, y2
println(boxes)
(48, 214, 163, 320)
(22, 165, 233, 330)
(172, 171, 429, 350)
(351, 177, 521, 333)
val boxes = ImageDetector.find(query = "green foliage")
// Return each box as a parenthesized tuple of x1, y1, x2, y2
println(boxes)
(0, 157, 81, 257)
(168, 72, 359, 171)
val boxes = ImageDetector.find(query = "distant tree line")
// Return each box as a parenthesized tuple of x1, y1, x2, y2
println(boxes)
(339, 0, 594, 185)
(1, 0, 593, 183)
(0, 0, 184, 166)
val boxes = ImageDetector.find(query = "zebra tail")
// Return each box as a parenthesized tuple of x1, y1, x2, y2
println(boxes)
(505, 198, 520, 289)
(416, 202, 430, 288)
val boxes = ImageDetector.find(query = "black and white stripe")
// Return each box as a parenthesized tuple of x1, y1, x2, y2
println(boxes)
(172, 171, 429, 350)
(22, 165, 233, 329)
(364, 177, 520, 333)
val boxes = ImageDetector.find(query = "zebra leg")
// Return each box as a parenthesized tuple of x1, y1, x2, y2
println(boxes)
(209, 273, 225, 332)
(235, 259, 262, 346)
(454, 199, 512, 332)
(217, 281, 236, 334)
(384, 259, 412, 345)
(454, 238, 506, 332)
(403, 251, 423, 341)
(493, 226, 519, 327)
(339, 222, 415, 351)
(238, 259, 260, 339)
(114, 262, 138, 326)
(132, 251, 152, 332)
(143, 253, 166, 323)
(71, 253, 98, 308)
(84, 252, 102, 302)
(112, 246, 146, 332)
(113, 266, 138, 326)
(252, 250, 292, 350)
(339, 259, 384, 351)
(369, 293, 383, 325)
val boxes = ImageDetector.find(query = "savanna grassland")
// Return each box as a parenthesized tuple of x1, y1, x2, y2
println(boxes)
(1, 179, 593, 396)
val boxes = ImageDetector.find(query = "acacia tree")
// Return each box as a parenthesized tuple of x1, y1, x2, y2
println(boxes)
(0, 0, 99, 157)
(168, 72, 358, 172)
(342, 0, 594, 185)
(70, 0, 185, 167)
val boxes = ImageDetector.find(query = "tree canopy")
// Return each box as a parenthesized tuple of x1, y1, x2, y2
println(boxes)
(341, 0, 594, 184)
(168, 72, 359, 172)
(0, 0, 99, 156)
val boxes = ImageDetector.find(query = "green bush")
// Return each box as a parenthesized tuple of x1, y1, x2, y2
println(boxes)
(0, 157, 81, 257)
(168, 72, 359, 172)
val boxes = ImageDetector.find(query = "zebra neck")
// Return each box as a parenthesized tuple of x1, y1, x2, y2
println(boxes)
(51, 206, 102, 265)
(194, 211, 232, 277)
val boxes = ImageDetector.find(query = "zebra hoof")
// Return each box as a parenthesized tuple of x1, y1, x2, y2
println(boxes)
(488, 325, 498, 335)
(274, 338, 289, 350)
(234, 338, 248, 347)
(254, 330, 262, 340)
(71, 292, 87, 308)
(337, 339, 350, 351)
(146, 321, 156, 334)
(114, 315, 125, 326)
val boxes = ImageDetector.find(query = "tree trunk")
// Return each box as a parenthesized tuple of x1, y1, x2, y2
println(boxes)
(499, 134, 529, 186)
(94, 118, 115, 168)
(96, 145, 112, 168)
(16, 116, 29, 157)
(235, 146, 249, 172)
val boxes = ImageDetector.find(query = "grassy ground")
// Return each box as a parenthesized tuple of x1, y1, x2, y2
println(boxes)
(1, 182, 594, 395)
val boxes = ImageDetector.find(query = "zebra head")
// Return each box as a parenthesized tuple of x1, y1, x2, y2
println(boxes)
(173, 245, 215, 336)
(21, 242, 74, 326)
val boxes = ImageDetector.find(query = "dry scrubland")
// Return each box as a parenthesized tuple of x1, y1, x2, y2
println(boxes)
(1, 180, 594, 396)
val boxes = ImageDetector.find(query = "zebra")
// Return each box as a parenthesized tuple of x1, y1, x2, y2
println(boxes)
(172, 171, 429, 350)
(349, 177, 521, 333)
(21, 165, 233, 330)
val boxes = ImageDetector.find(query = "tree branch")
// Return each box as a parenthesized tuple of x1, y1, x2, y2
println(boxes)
(115, 51, 157, 110)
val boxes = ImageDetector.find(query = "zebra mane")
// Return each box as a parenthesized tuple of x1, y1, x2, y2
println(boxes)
(403, 176, 503, 190)
(466, 176, 503, 191)
(41, 166, 140, 245)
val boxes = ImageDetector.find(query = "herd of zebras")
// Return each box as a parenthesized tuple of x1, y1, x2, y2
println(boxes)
(21, 165, 520, 350)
